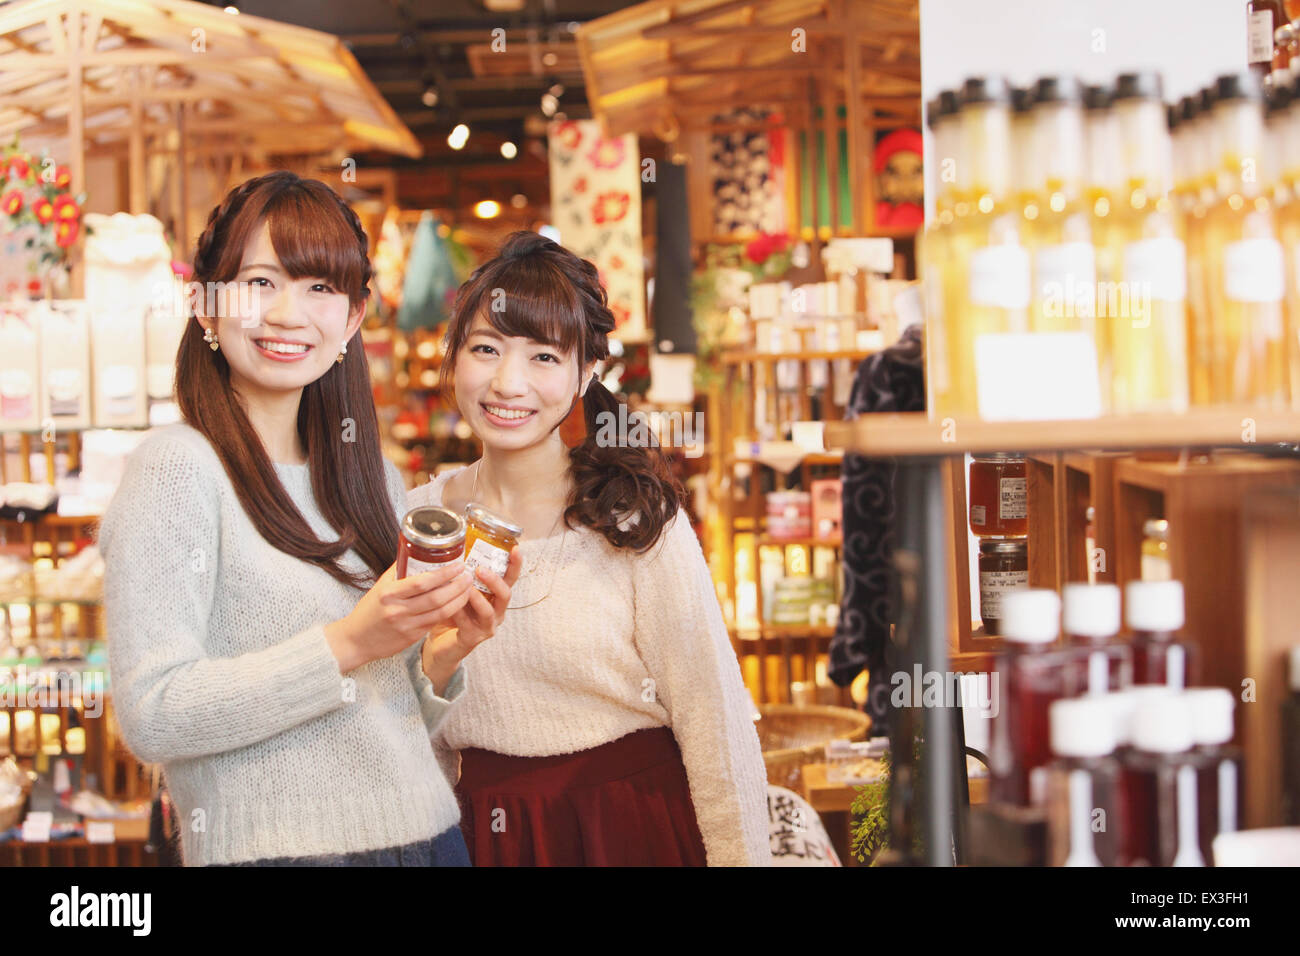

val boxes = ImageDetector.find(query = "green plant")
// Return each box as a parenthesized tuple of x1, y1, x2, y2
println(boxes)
(849, 735, 925, 864)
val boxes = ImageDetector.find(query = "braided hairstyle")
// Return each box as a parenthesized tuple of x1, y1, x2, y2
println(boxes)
(440, 231, 683, 552)
(176, 171, 398, 589)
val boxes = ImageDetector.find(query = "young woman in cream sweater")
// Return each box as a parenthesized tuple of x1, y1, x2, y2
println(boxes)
(100, 172, 518, 866)
(408, 231, 769, 866)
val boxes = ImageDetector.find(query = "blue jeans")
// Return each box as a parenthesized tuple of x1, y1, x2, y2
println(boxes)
(208, 826, 471, 867)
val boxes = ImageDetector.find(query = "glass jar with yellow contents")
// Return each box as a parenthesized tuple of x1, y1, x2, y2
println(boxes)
(463, 503, 523, 593)
(397, 506, 466, 578)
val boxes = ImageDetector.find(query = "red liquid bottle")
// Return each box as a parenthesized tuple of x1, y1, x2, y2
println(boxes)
(1062, 583, 1132, 696)
(1126, 580, 1198, 689)
(1184, 687, 1241, 865)
(1285, 647, 1300, 825)
(1121, 693, 1206, 866)
(988, 589, 1069, 807)
(1046, 696, 1125, 866)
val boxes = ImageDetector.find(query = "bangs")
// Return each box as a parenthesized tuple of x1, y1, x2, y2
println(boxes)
(465, 257, 584, 356)
(264, 190, 367, 306)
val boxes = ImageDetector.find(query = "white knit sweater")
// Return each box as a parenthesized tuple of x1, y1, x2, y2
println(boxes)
(409, 467, 771, 866)
(100, 423, 465, 866)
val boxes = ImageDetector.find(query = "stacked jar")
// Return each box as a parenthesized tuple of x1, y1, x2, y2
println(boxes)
(970, 452, 1030, 635)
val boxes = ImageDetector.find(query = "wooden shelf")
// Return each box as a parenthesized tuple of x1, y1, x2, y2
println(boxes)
(826, 408, 1300, 457)
(728, 451, 844, 467)
(732, 625, 837, 640)
(754, 535, 842, 548)
(721, 349, 878, 365)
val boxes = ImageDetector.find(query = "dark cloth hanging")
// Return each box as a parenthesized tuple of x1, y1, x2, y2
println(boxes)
(830, 324, 925, 734)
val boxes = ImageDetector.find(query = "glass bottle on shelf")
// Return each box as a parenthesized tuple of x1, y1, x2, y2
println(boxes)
(1127, 579, 1198, 689)
(921, 90, 961, 414)
(1046, 696, 1124, 866)
(1180, 93, 1214, 405)
(937, 76, 1028, 417)
(1085, 84, 1125, 406)
(978, 537, 1029, 635)
(1120, 692, 1206, 866)
(1061, 582, 1132, 696)
(1248, 0, 1285, 82)
(1283, 646, 1300, 824)
(968, 452, 1028, 536)
(1184, 687, 1241, 865)
(1109, 72, 1190, 414)
(1202, 72, 1288, 405)
(1140, 518, 1172, 580)
(1027, 77, 1096, 345)
(988, 589, 1069, 807)
(1277, 77, 1300, 410)
(1084, 504, 1098, 584)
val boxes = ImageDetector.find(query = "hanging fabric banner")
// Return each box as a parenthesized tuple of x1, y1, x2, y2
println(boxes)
(547, 119, 645, 341)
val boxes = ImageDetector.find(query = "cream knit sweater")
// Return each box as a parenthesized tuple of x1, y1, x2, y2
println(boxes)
(409, 467, 771, 866)
(100, 423, 465, 866)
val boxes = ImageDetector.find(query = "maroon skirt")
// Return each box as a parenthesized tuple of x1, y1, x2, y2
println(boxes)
(457, 727, 708, 866)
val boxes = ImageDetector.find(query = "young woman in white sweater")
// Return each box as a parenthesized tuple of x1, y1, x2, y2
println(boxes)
(408, 231, 770, 866)
(100, 172, 518, 866)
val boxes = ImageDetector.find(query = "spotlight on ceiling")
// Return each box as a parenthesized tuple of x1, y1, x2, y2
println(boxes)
(500, 141, 518, 159)
(475, 200, 502, 219)
(540, 93, 559, 117)
(421, 86, 439, 108)
(542, 52, 558, 67)
(510, 193, 528, 209)
(447, 123, 469, 150)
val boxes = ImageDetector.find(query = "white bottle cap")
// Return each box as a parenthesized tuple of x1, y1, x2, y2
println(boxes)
(1125, 580, 1185, 632)
(1184, 687, 1235, 746)
(1001, 589, 1061, 644)
(1291, 646, 1300, 694)
(1062, 583, 1121, 638)
(1104, 685, 1175, 746)
(1050, 696, 1119, 757)
(1131, 692, 1195, 753)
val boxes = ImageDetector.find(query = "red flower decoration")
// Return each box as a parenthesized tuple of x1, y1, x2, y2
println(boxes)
(6, 155, 31, 182)
(54, 218, 80, 248)
(554, 121, 582, 151)
(743, 232, 790, 265)
(610, 302, 632, 330)
(53, 194, 80, 222)
(53, 165, 71, 189)
(2, 190, 22, 216)
(591, 190, 630, 225)
(573, 176, 588, 194)
(586, 137, 625, 170)
(609, 254, 624, 269)
(33, 196, 54, 224)
(26, 278, 42, 295)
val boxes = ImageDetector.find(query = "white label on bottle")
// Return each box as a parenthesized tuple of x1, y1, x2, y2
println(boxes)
(1064, 769, 1102, 867)
(999, 476, 1027, 520)
(1166, 644, 1186, 690)
(1123, 237, 1187, 302)
(1224, 239, 1285, 303)
(1035, 242, 1096, 310)
(969, 245, 1031, 310)
(979, 569, 1029, 620)
(1173, 764, 1206, 867)
(970, 504, 987, 526)
(403, 556, 451, 579)
(465, 536, 509, 591)
(1218, 760, 1238, 836)
(1141, 553, 1172, 583)
(1248, 10, 1274, 64)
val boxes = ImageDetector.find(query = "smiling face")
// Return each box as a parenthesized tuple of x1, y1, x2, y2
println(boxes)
(197, 219, 364, 400)
(454, 309, 594, 452)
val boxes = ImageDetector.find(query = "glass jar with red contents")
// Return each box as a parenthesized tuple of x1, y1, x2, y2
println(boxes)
(397, 506, 466, 578)
(969, 453, 1028, 536)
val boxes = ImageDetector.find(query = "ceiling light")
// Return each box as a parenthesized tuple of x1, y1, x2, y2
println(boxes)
(447, 123, 469, 149)
(510, 193, 528, 209)
(421, 86, 439, 108)
(542, 52, 558, 67)
(500, 140, 517, 159)
(223, 4, 239, 13)
(475, 200, 501, 219)
(540, 93, 558, 117)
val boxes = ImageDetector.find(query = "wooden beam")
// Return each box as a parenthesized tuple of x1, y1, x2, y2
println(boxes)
(842, 4, 867, 234)
(821, 69, 841, 238)
(128, 67, 145, 215)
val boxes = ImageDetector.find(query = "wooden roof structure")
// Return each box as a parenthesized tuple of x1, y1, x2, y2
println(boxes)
(0, 0, 422, 198)
(576, 0, 921, 137)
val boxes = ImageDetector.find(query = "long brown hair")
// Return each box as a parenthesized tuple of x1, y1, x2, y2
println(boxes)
(176, 171, 397, 589)
(441, 231, 682, 552)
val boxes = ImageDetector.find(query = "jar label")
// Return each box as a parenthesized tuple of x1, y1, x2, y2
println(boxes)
(404, 557, 451, 579)
(1223, 239, 1284, 303)
(970, 504, 987, 526)
(999, 476, 1027, 520)
(1123, 237, 1187, 302)
(979, 569, 1029, 618)
(969, 245, 1031, 310)
(466, 536, 509, 590)
(1248, 10, 1274, 64)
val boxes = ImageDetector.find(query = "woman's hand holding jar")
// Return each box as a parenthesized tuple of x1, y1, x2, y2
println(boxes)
(422, 548, 522, 695)
(324, 561, 477, 673)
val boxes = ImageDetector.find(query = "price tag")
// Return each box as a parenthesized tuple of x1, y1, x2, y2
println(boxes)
(975, 332, 1102, 421)
(22, 811, 52, 843)
(86, 821, 116, 844)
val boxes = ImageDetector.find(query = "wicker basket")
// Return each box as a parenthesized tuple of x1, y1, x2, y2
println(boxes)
(757, 703, 871, 791)
(0, 773, 32, 833)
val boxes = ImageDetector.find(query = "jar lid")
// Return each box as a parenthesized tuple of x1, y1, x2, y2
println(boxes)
(959, 76, 1012, 107)
(1213, 71, 1264, 105)
(1032, 75, 1085, 107)
(465, 502, 524, 540)
(1001, 589, 1060, 644)
(1132, 693, 1195, 753)
(1051, 696, 1118, 757)
(1110, 685, 1178, 745)
(1183, 688, 1235, 746)
(401, 506, 466, 551)
(972, 451, 1025, 461)
(979, 537, 1027, 555)
(1083, 83, 1112, 111)
(1062, 583, 1121, 638)
(1125, 579, 1184, 632)
(1113, 71, 1164, 102)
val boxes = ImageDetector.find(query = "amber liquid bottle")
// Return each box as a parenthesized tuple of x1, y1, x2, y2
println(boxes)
(1062, 583, 1132, 696)
(1127, 580, 1198, 689)
(1248, 1, 1285, 82)
(1121, 693, 1207, 866)
(1046, 696, 1125, 866)
(988, 589, 1070, 807)
(1184, 688, 1241, 866)
(922, 90, 961, 414)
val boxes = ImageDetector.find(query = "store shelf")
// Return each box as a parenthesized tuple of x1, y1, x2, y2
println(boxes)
(731, 625, 837, 640)
(727, 451, 844, 467)
(825, 408, 1300, 457)
(754, 535, 842, 549)
(721, 349, 876, 365)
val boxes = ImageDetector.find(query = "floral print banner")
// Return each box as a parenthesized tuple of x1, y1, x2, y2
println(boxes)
(547, 119, 645, 340)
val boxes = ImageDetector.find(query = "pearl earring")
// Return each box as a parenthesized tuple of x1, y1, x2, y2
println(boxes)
(336, 342, 347, 365)
(203, 327, 219, 351)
